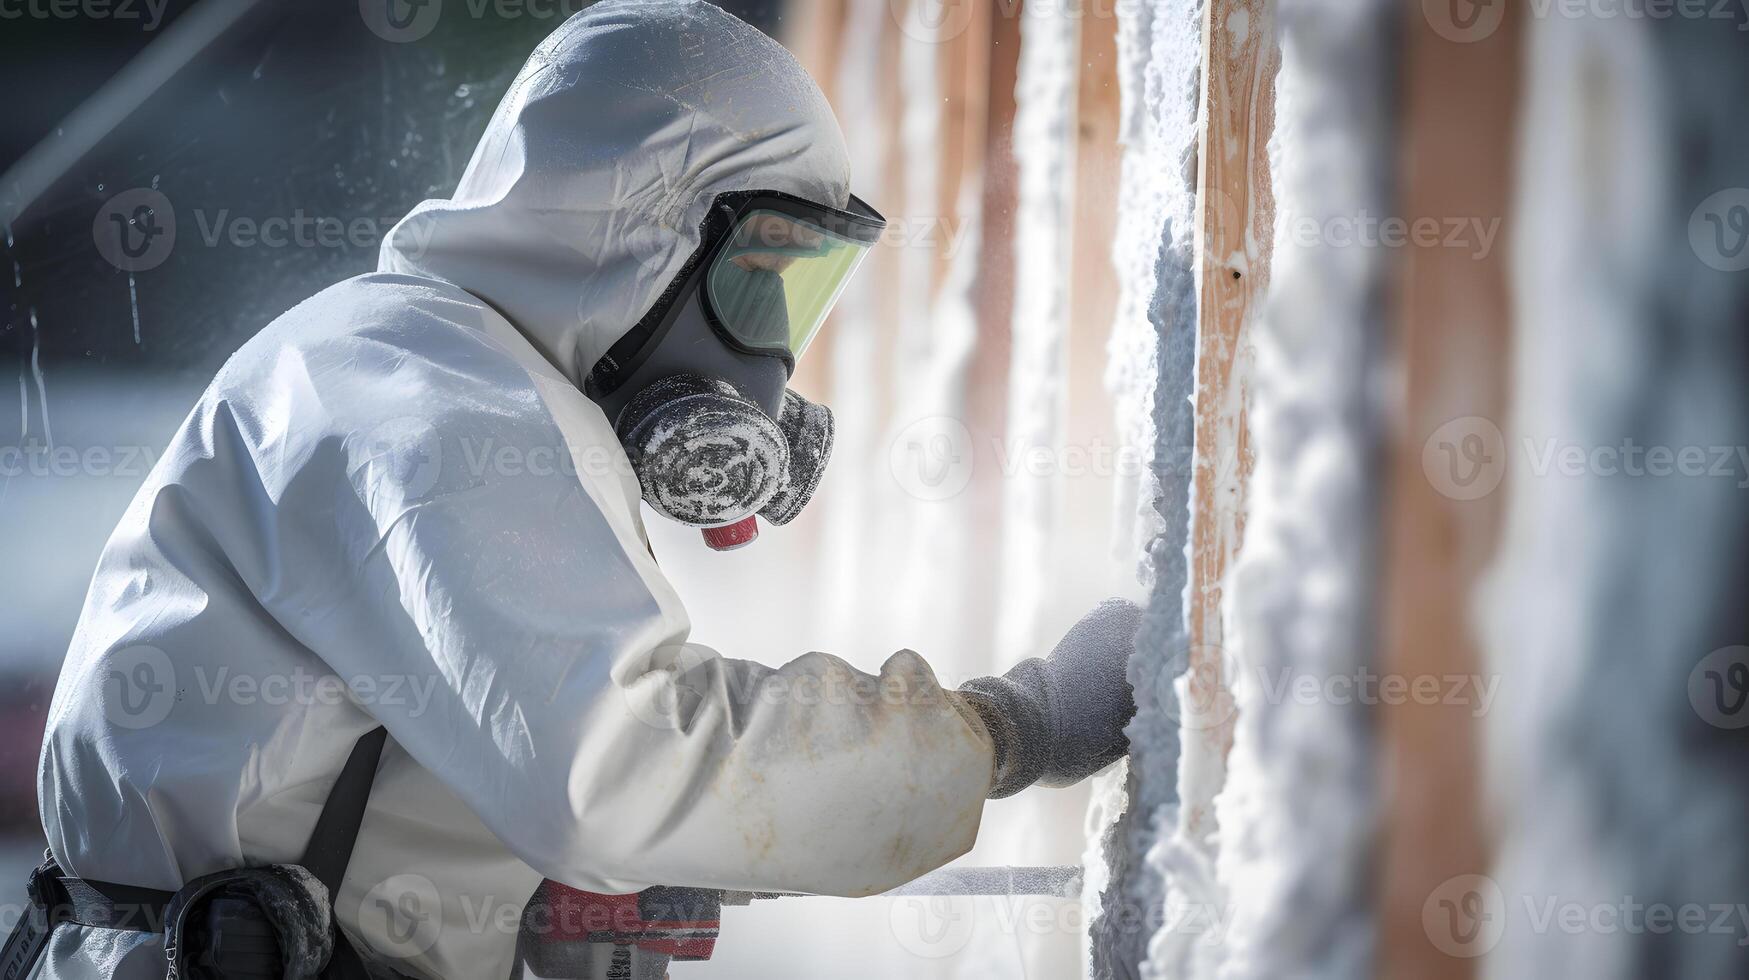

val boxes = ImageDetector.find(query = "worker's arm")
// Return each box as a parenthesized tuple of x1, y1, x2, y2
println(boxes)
(348, 480, 993, 896)
(299, 325, 995, 898)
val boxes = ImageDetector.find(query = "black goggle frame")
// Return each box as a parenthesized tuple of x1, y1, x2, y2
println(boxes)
(586, 190, 887, 401)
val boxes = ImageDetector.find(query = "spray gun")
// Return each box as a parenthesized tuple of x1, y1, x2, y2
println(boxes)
(514, 866, 1083, 978)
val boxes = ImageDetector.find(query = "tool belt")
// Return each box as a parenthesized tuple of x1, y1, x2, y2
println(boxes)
(1, 727, 389, 980)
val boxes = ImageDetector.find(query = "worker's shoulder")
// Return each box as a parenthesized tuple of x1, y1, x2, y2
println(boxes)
(216, 272, 540, 404)
(251, 271, 503, 362)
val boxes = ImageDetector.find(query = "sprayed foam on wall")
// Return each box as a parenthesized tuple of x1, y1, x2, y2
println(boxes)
(1087, 1, 1202, 976)
(1198, 2, 1393, 977)
(1091, 1, 1395, 976)
(1477, 11, 1749, 978)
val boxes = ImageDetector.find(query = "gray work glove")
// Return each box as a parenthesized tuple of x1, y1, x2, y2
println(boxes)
(957, 599, 1141, 799)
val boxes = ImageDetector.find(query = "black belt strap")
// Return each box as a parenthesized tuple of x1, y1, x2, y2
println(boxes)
(302, 725, 388, 980)
(3, 726, 389, 979)
(300, 725, 389, 900)
(57, 874, 173, 932)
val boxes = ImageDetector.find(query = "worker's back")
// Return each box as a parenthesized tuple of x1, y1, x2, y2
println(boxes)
(36, 273, 595, 979)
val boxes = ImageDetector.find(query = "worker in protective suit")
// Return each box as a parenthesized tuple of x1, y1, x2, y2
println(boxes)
(15, 2, 1142, 978)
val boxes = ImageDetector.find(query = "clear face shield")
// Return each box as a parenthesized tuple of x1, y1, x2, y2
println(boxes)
(589, 191, 886, 549)
(701, 200, 881, 363)
(589, 191, 887, 398)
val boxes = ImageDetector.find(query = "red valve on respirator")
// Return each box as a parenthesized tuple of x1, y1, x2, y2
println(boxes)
(701, 516, 759, 552)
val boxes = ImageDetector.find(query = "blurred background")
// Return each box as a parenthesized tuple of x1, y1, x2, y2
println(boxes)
(0, 0, 1140, 976)
(10, 1, 1749, 979)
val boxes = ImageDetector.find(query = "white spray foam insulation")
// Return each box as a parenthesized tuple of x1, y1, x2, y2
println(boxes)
(1087, 1, 1203, 976)
(1102, 0, 1203, 565)
(1195, 1, 1393, 977)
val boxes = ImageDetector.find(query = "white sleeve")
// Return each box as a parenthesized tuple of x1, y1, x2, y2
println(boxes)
(301, 326, 994, 898)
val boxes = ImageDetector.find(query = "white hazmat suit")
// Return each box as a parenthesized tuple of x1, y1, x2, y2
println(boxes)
(33, 4, 994, 977)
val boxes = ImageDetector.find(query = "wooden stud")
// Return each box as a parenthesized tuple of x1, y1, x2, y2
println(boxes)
(1183, 0, 1279, 836)
(1376, 5, 1522, 978)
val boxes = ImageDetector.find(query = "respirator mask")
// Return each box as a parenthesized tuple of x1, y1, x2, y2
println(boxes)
(587, 190, 886, 549)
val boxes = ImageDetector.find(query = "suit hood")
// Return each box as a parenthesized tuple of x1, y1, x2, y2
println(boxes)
(380, 0, 852, 389)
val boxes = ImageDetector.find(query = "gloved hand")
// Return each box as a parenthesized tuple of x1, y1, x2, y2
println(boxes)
(957, 599, 1141, 799)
